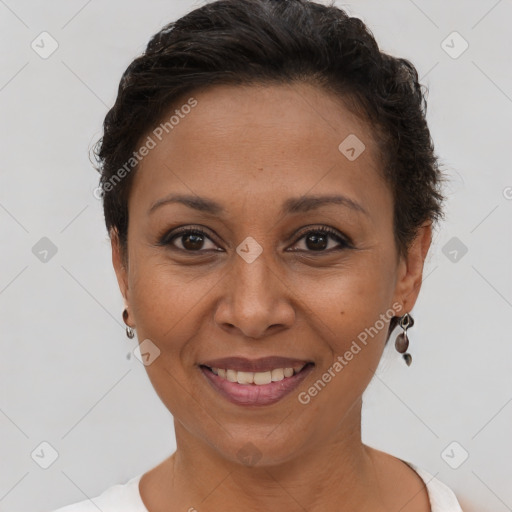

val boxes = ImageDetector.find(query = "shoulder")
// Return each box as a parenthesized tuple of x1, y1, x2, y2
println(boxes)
(403, 461, 464, 512)
(366, 445, 463, 512)
(48, 474, 147, 512)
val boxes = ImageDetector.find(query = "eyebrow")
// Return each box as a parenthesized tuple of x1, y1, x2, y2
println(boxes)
(148, 193, 369, 217)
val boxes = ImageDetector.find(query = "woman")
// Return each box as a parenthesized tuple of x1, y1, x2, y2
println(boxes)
(51, 0, 463, 510)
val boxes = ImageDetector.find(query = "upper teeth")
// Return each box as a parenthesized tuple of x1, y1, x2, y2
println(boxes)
(210, 365, 306, 385)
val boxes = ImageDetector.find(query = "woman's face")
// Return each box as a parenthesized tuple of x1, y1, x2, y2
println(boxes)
(112, 82, 430, 466)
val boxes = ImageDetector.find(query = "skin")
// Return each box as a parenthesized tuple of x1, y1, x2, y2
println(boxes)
(111, 82, 433, 512)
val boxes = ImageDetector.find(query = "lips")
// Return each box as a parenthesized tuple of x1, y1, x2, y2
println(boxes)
(198, 356, 315, 406)
(200, 356, 312, 373)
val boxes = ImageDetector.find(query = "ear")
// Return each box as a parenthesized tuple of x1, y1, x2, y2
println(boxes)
(392, 222, 433, 314)
(110, 228, 130, 305)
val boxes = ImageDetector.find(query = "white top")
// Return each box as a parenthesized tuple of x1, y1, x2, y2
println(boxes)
(49, 460, 463, 512)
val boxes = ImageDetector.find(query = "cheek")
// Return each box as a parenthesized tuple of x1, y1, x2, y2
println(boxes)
(128, 257, 218, 358)
(288, 258, 395, 348)
(296, 272, 394, 420)
(127, 265, 203, 412)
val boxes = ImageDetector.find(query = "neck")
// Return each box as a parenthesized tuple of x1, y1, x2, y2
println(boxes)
(161, 398, 383, 512)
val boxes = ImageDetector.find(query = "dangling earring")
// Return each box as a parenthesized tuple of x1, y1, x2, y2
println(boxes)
(122, 308, 135, 339)
(395, 312, 414, 366)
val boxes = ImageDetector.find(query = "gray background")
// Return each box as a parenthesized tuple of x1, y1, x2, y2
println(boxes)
(1, 1, 511, 511)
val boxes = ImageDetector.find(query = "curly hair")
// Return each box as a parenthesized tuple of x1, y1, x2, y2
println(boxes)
(92, 0, 445, 347)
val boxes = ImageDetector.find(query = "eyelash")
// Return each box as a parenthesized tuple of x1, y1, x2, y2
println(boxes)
(159, 225, 353, 254)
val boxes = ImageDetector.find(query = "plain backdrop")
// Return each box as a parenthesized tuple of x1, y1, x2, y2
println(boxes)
(0, 1, 511, 511)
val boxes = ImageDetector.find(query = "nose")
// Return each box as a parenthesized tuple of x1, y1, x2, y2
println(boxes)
(213, 248, 296, 340)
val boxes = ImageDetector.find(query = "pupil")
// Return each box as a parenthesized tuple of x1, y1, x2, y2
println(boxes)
(184, 233, 203, 250)
(307, 232, 327, 251)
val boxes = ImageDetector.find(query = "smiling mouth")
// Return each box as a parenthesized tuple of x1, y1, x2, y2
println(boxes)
(200, 363, 312, 385)
(199, 362, 315, 406)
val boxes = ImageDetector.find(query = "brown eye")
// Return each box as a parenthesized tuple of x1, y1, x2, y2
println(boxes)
(162, 227, 220, 252)
(178, 231, 209, 251)
(289, 227, 351, 252)
(305, 232, 329, 251)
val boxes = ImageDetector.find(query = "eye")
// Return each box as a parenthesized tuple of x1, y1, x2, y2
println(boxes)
(160, 226, 221, 252)
(288, 226, 352, 252)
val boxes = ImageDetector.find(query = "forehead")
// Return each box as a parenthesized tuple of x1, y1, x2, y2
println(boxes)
(131, 82, 389, 218)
